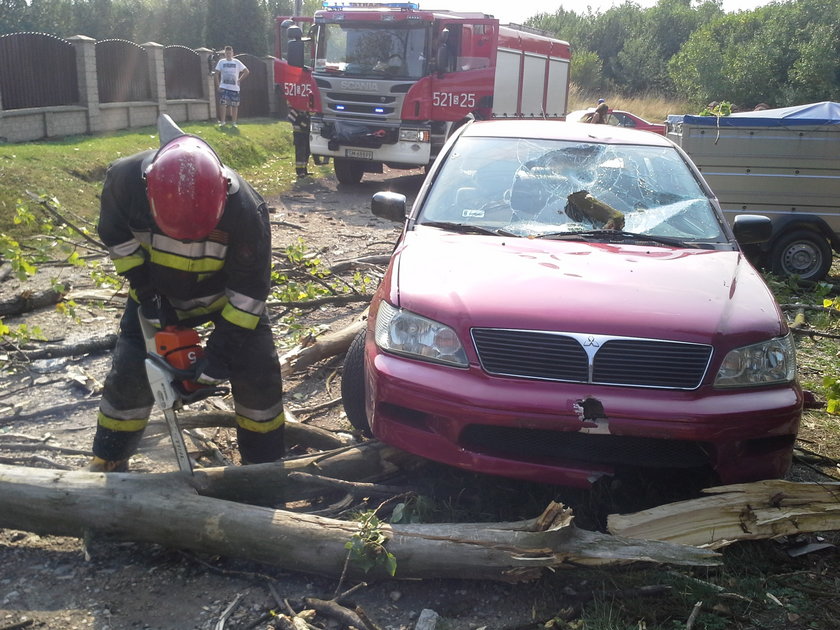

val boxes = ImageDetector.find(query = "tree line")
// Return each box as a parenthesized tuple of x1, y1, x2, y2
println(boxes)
(529, 0, 840, 110)
(2, 0, 838, 109)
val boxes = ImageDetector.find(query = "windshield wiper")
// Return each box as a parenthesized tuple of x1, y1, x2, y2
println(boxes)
(419, 221, 517, 237)
(535, 230, 700, 249)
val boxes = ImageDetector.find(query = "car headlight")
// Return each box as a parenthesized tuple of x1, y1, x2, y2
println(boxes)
(714, 333, 796, 387)
(375, 301, 468, 367)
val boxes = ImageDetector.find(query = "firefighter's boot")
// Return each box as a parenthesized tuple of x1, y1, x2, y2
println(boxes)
(88, 456, 129, 473)
(296, 167, 309, 178)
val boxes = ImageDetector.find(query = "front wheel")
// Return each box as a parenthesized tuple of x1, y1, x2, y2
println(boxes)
(769, 229, 833, 282)
(334, 158, 365, 185)
(340, 328, 371, 436)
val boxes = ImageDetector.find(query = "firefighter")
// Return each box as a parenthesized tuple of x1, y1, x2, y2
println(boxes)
(285, 25, 311, 178)
(89, 114, 285, 472)
(288, 105, 311, 178)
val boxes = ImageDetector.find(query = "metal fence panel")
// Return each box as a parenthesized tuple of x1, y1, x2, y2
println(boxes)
(164, 46, 203, 99)
(0, 32, 78, 109)
(96, 39, 152, 103)
(234, 53, 268, 118)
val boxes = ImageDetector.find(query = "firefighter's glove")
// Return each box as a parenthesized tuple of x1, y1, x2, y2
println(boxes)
(137, 292, 176, 329)
(194, 356, 229, 386)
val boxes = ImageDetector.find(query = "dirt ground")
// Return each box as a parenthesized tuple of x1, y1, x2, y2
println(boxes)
(0, 167, 837, 630)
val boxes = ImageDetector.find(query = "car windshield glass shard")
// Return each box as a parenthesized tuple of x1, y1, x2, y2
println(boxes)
(420, 136, 726, 244)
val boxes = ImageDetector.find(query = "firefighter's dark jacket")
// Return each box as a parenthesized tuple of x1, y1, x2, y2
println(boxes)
(98, 149, 272, 360)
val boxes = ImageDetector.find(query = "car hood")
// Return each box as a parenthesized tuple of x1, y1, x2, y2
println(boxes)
(390, 229, 784, 344)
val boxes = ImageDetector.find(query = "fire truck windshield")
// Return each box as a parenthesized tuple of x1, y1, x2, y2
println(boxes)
(315, 23, 428, 79)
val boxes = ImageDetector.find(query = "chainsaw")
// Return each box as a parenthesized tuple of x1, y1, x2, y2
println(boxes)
(139, 317, 228, 474)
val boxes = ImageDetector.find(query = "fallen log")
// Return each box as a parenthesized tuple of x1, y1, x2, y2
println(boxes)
(190, 440, 422, 504)
(607, 479, 840, 549)
(0, 463, 720, 581)
(280, 319, 365, 378)
(4, 333, 118, 361)
(0, 286, 65, 317)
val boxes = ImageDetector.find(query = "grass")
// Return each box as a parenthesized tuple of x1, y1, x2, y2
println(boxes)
(568, 84, 693, 124)
(0, 117, 326, 234)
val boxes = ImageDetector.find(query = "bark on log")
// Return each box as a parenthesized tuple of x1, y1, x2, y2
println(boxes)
(0, 463, 720, 582)
(607, 480, 840, 549)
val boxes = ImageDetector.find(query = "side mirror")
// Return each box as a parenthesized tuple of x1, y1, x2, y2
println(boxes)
(372, 191, 407, 222)
(732, 214, 772, 245)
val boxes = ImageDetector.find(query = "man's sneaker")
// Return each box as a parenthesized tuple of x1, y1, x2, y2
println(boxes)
(232, 122, 238, 128)
(217, 121, 224, 127)
(88, 456, 129, 473)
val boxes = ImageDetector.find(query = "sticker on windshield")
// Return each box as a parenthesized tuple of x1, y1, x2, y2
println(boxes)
(462, 209, 485, 218)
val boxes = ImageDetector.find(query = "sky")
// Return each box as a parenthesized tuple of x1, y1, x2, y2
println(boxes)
(441, 0, 778, 25)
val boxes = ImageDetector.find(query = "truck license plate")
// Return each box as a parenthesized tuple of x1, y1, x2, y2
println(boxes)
(345, 149, 373, 160)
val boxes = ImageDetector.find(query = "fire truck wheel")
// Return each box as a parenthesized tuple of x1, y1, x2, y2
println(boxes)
(334, 158, 365, 185)
(769, 228, 833, 282)
(340, 328, 372, 436)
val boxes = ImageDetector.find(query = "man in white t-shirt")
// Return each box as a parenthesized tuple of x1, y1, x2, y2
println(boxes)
(214, 46, 249, 127)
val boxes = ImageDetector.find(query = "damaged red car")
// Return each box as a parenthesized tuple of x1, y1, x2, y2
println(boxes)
(341, 119, 802, 488)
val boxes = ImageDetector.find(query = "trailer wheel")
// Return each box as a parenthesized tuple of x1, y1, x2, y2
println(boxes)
(334, 158, 365, 185)
(769, 229, 833, 281)
(341, 328, 371, 436)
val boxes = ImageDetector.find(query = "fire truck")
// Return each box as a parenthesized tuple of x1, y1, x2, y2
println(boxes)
(274, 2, 571, 183)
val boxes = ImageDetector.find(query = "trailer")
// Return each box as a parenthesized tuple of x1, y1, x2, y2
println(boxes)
(666, 102, 840, 281)
(274, 2, 571, 184)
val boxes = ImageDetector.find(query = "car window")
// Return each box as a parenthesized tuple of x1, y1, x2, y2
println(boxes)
(419, 136, 726, 243)
(612, 113, 633, 127)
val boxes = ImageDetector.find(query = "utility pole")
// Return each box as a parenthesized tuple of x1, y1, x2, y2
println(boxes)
(295, 0, 303, 15)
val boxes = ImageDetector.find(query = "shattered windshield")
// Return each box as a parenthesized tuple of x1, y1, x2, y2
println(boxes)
(419, 136, 727, 244)
(316, 23, 428, 79)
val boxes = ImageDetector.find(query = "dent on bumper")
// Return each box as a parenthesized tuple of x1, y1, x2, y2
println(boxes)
(369, 353, 802, 487)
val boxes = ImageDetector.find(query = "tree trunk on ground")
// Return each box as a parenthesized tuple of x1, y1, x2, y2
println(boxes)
(280, 319, 365, 378)
(607, 479, 840, 549)
(0, 463, 720, 582)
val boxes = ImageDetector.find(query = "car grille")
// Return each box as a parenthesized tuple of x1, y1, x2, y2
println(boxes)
(471, 328, 712, 390)
(460, 425, 712, 468)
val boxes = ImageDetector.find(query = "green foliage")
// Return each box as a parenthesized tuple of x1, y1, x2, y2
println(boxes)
(569, 49, 605, 92)
(345, 511, 397, 576)
(272, 238, 375, 346)
(697, 100, 732, 117)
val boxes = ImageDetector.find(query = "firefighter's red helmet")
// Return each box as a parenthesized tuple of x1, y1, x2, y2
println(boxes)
(144, 136, 229, 240)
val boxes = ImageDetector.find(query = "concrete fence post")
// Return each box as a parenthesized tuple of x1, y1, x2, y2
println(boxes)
(196, 47, 217, 121)
(264, 56, 280, 117)
(68, 35, 102, 134)
(142, 41, 167, 115)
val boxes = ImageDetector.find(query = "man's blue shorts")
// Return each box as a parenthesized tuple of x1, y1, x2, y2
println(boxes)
(219, 88, 241, 107)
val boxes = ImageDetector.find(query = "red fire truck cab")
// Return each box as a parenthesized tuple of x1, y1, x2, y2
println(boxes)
(274, 2, 571, 183)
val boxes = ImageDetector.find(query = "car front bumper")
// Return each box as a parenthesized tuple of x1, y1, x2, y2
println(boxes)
(367, 350, 803, 488)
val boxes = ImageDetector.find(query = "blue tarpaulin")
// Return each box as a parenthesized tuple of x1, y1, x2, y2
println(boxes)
(667, 101, 840, 128)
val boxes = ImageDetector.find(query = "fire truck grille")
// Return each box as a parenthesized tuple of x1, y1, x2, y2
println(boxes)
(459, 425, 712, 468)
(327, 92, 397, 104)
(471, 328, 712, 390)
